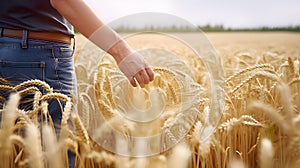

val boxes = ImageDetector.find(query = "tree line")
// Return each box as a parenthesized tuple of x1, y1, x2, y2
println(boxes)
(112, 24, 300, 32)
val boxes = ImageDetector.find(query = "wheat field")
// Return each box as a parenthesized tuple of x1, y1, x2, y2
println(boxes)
(1, 32, 300, 168)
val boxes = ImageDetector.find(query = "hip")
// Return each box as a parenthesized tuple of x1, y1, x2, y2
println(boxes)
(0, 36, 76, 95)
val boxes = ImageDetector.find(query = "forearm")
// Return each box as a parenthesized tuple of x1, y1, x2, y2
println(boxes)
(50, 0, 132, 63)
(50, 0, 154, 87)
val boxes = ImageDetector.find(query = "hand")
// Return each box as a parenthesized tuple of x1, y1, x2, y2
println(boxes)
(118, 52, 154, 88)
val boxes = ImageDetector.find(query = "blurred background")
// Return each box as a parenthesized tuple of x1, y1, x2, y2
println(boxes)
(86, 0, 300, 32)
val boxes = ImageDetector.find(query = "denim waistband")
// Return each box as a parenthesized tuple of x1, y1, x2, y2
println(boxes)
(0, 28, 74, 49)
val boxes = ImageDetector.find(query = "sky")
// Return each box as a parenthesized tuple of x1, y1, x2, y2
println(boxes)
(86, 0, 300, 28)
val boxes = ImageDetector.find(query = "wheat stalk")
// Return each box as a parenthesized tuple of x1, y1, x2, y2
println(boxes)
(288, 77, 300, 86)
(0, 77, 9, 84)
(103, 75, 116, 109)
(248, 101, 294, 136)
(259, 138, 274, 168)
(17, 86, 40, 97)
(40, 93, 71, 104)
(61, 101, 72, 127)
(0, 84, 14, 91)
(0, 93, 21, 168)
(287, 57, 295, 78)
(13, 79, 53, 93)
(42, 125, 64, 168)
(78, 93, 94, 129)
(73, 113, 90, 145)
(229, 71, 280, 94)
(25, 123, 43, 168)
(226, 64, 275, 83)
(277, 83, 295, 122)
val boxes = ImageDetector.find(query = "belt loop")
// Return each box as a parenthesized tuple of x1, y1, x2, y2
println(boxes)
(21, 30, 28, 49)
(72, 37, 76, 55)
(0, 28, 3, 37)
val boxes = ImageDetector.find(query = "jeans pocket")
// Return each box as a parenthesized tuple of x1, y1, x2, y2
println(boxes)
(0, 60, 45, 85)
(50, 47, 76, 95)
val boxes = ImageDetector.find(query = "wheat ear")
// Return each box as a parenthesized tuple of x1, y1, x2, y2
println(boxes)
(259, 138, 274, 168)
(42, 125, 64, 168)
(248, 101, 294, 136)
(0, 77, 9, 84)
(41, 92, 71, 102)
(13, 79, 53, 93)
(25, 123, 43, 168)
(226, 64, 275, 83)
(73, 113, 90, 145)
(229, 71, 280, 94)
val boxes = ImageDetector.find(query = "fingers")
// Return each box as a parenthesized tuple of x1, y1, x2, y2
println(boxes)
(131, 68, 154, 88)
(145, 67, 155, 81)
(134, 74, 145, 88)
(133, 70, 147, 88)
(130, 78, 137, 87)
(117, 51, 155, 87)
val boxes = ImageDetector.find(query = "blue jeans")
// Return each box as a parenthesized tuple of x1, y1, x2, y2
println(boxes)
(0, 36, 76, 167)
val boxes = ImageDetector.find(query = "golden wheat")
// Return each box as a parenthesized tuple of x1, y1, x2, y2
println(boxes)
(13, 79, 53, 93)
(25, 123, 43, 168)
(1, 32, 300, 168)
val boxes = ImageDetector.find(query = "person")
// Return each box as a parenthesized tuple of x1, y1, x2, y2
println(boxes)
(0, 0, 154, 167)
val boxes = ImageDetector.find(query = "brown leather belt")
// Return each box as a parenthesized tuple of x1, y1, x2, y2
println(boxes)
(1, 28, 73, 44)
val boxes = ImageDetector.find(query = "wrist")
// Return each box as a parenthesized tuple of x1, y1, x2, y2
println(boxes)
(109, 46, 135, 64)
(117, 51, 148, 80)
